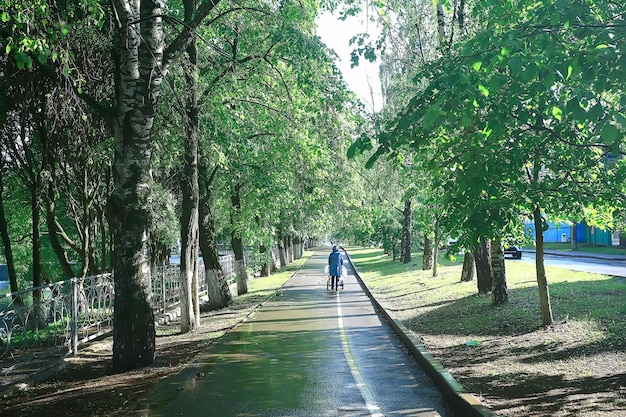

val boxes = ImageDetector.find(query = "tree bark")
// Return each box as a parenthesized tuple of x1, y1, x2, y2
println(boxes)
(473, 239, 492, 294)
(460, 251, 475, 282)
(230, 183, 248, 295)
(0, 168, 22, 304)
(179, 0, 201, 333)
(400, 198, 412, 264)
(278, 236, 287, 269)
(199, 195, 232, 310)
(533, 205, 554, 326)
(259, 244, 271, 277)
(45, 183, 75, 279)
(571, 222, 578, 250)
(490, 237, 508, 305)
(108, 0, 164, 371)
(30, 176, 43, 306)
(422, 236, 433, 270)
(432, 220, 440, 277)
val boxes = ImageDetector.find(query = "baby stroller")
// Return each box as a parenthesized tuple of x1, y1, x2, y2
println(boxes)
(324, 265, 345, 290)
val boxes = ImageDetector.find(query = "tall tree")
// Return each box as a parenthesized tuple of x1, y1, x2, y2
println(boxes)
(179, 0, 202, 333)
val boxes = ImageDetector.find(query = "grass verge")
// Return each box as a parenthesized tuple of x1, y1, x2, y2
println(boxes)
(347, 246, 626, 417)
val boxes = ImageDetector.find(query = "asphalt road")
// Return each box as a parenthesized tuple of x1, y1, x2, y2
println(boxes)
(134, 250, 460, 417)
(517, 252, 626, 277)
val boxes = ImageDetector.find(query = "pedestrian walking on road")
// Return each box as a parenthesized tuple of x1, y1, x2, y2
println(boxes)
(328, 245, 343, 291)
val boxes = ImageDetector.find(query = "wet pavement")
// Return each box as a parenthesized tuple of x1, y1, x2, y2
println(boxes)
(134, 249, 460, 417)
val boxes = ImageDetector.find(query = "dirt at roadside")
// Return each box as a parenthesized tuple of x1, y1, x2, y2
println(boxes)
(0, 307, 250, 417)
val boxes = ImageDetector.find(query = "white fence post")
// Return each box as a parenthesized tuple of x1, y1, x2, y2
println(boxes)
(70, 278, 79, 355)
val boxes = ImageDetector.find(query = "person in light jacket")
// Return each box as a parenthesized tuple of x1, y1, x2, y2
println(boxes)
(328, 245, 343, 291)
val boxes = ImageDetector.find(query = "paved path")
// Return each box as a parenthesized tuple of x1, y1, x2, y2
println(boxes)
(133, 249, 460, 417)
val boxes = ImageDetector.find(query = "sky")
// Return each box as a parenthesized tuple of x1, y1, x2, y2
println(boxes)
(316, 10, 383, 113)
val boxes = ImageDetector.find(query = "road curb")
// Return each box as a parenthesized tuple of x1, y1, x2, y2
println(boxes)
(344, 250, 499, 417)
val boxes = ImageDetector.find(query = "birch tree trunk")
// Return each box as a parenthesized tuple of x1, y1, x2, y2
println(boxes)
(108, 0, 164, 371)
(105, 0, 224, 372)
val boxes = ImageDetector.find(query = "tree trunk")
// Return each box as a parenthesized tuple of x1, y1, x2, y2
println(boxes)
(400, 198, 412, 264)
(96, 204, 109, 272)
(278, 238, 287, 268)
(179, 0, 201, 333)
(285, 235, 294, 264)
(571, 223, 578, 250)
(45, 183, 75, 279)
(259, 244, 271, 277)
(436, 1, 446, 47)
(534, 205, 554, 326)
(0, 169, 22, 304)
(230, 183, 247, 295)
(199, 196, 232, 310)
(108, 0, 166, 371)
(232, 234, 247, 295)
(460, 251, 475, 282)
(31, 182, 43, 307)
(432, 235, 439, 277)
(490, 237, 508, 305)
(473, 239, 492, 294)
(422, 236, 433, 270)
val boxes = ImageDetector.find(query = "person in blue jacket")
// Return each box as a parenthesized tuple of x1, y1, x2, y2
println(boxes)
(328, 245, 343, 291)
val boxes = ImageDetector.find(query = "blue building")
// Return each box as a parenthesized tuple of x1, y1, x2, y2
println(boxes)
(525, 220, 571, 243)
(525, 219, 616, 246)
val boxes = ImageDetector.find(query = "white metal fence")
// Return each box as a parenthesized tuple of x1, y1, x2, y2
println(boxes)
(0, 255, 235, 390)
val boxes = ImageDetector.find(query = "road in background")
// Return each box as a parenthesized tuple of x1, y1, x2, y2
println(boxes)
(516, 252, 626, 278)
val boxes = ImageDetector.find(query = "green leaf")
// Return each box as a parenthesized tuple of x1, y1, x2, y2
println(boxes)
(5, 44, 10, 54)
(587, 103, 604, 122)
(478, 84, 489, 97)
(15, 52, 27, 70)
(472, 61, 482, 72)
(508, 57, 522, 72)
(423, 105, 442, 129)
(461, 114, 472, 128)
(1, 12, 9, 22)
(365, 149, 382, 169)
(551, 106, 563, 121)
(347, 138, 361, 159)
(601, 124, 618, 144)
(37, 53, 47, 65)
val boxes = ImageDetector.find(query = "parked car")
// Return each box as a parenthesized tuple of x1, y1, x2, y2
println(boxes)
(504, 246, 522, 259)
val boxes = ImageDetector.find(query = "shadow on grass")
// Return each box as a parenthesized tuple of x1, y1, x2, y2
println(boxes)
(401, 276, 626, 350)
(465, 371, 626, 416)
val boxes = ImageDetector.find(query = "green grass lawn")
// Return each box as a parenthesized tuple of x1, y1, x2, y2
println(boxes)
(346, 246, 626, 417)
